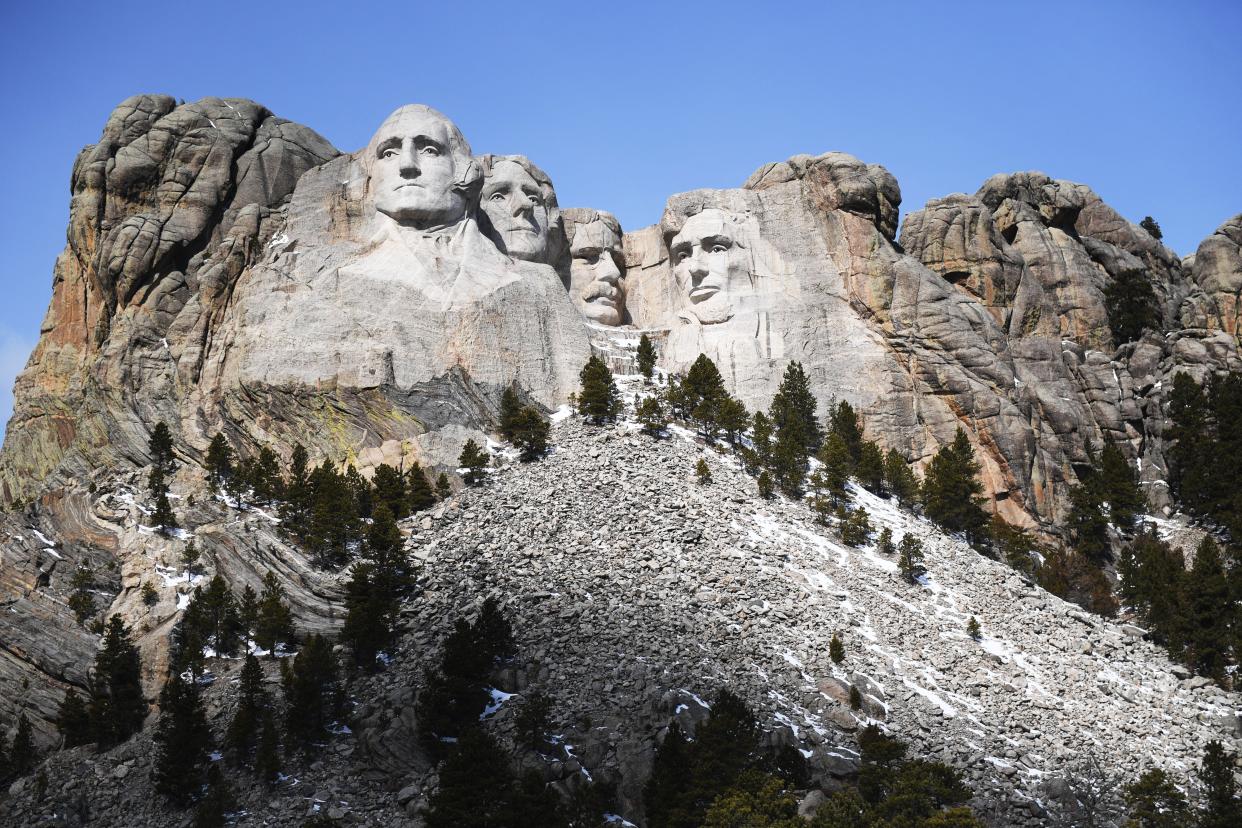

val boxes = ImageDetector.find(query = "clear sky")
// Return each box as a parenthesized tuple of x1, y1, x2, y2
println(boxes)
(1, 0, 1239, 430)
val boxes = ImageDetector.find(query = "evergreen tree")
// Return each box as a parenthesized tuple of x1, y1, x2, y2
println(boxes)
(1198, 740, 1242, 828)
(830, 633, 845, 664)
(757, 471, 774, 499)
(225, 654, 267, 766)
(56, 689, 91, 748)
(646, 720, 694, 828)
(682, 354, 728, 418)
(67, 563, 96, 625)
(192, 575, 244, 656)
(770, 424, 807, 497)
(192, 764, 233, 828)
(205, 433, 233, 492)
(510, 406, 551, 461)
(284, 634, 342, 753)
(849, 686, 863, 712)
(816, 432, 851, 505)
(435, 472, 452, 500)
(153, 671, 212, 806)
(1117, 529, 1186, 652)
(498, 386, 524, 442)
(282, 444, 313, 536)
(966, 617, 982, 641)
(1122, 769, 1189, 828)
(898, 535, 927, 584)
(514, 691, 554, 753)
(883, 448, 919, 507)
(89, 615, 146, 747)
(856, 724, 908, 805)
(702, 770, 801, 828)
(578, 356, 622, 423)
(9, 714, 36, 778)
(306, 462, 358, 566)
(254, 707, 281, 787)
(372, 463, 406, 518)
(637, 333, 658, 380)
(1100, 443, 1144, 529)
(424, 728, 557, 828)
(238, 584, 259, 637)
(751, 411, 774, 469)
(150, 466, 179, 534)
(876, 527, 896, 556)
(840, 507, 873, 547)
(716, 396, 750, 446)
(458, 439, 490, 486)
(828, 400, 862, 463)
(1067, 479, 1111, 565)
(254, 571, 295, 655)
(342, 562, 388, 669)
(921, 428, 989, 544)
(637, 396, 667, 436)
(181, 540, 201, 578)
(695, 458, 712, 485)
(1139, 216, 1162, 240)
(1186, 537, 1231, 684)
(990, 517, 1037, 575)
(771, 362, 822, 453)
(150, 421, 176, 475)
(251, 446, 283, 504)
(1105, 268, 1158, 344)
(407, 463, 436, 512)
(1167, 372, 1211, 514)
(856, 440, 886, 494)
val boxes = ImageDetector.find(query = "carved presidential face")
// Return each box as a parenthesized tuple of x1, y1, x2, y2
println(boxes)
(569, 218, 625, 325)
(370, 107, 469, 230)
(480, 159, 550, 261)
(671, 210, 753, 324)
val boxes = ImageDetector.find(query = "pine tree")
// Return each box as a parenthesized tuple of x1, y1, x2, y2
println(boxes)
(150, 421, 176, 475)
(150, 466, 179, 535)
(770, 424, 807, 497)
(1100, 443, 1144, 529)
(1104, 269, 1158, 344)
(644, 721, 692, 828)
(499, 386, 524, 442)
(192, 764, 233, 828)
(372, 463, 406, 518)
(181, 540, 201, 579)
(828, 400, 862, 463)
(251, 447, 283, 504)
(877, 527, 896, 556)
(1198, 740, 1242, 828)
(898, 535, 927, 584)
(238, 584, 258, 637)
(816, 432, 851, 505)
(856, 440, 886, 494)
(205, 433, 233, 492)
(840, 507, 873, 547)
(306, 462, 357, 566)
(771, 362, 822, 453)
(56, 689, 91, 748)
(9, 714, 36, 778)
(884, 448, 919, 507)
(515, 691, 554, 753)
(1122, 768, 1189, 828)
(849, 686, 863, 712)
(578, 356, 622, 423)
(254, 707, 281, 787)
(1186, 537, 1231, 684)
(89, 615, 146, 747)
(1167, 372, 1211, 513)
(682, 354, 727, 418)
(458, 439, 490, 486)
(1067, 479, 1111, 565)
(637, 396, 667, 436)
(435, 472, 452, 500)
(225, 654, 267, 766)
(153, 670, 212, 806)
(637, 333, 657, 380)
(407, 463, 436, 512)
(716, 396, 750, 446)
(282, 444, 312, 536)
(757, 471, 774, 499)
(830, 633, 845, 664)
(1117, 529, 1186, 652)
(1139, 216, 1162, 240)
(194, 575, 243, 657)
(284, 634, 342, 753)
(510, 406, 551, 461)
(922, 428, 989, 544)
(424, 729, 524, 828)
(695, 458, 712, 485)
(254, 571, 295, 655)
(67, 563, 96, 625)
(751, 411, 774, 469)
(966, 617, 981, 641)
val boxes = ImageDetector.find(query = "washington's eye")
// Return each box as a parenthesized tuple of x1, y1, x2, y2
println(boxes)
(420, 145, 440, 156)
(381, 148, 399, 159)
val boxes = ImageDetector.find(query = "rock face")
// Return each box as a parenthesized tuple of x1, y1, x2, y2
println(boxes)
(1, 94, 1240, 819)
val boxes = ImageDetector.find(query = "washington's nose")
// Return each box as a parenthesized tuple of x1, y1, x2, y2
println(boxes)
(398, 142, 420, 176)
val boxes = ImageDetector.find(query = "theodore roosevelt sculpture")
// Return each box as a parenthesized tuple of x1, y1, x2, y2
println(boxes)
(563, 209, 626, 326)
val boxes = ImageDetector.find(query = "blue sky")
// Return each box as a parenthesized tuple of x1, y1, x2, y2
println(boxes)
(1, 0, 1239, 431)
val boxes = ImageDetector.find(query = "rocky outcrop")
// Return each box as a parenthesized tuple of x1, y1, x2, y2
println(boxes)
(1180, 215, 1242, 336)
(4, 410, 1239, 826)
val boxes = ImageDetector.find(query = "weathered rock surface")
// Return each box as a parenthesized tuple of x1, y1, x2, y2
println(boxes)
(3, 407, 1238, 826)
